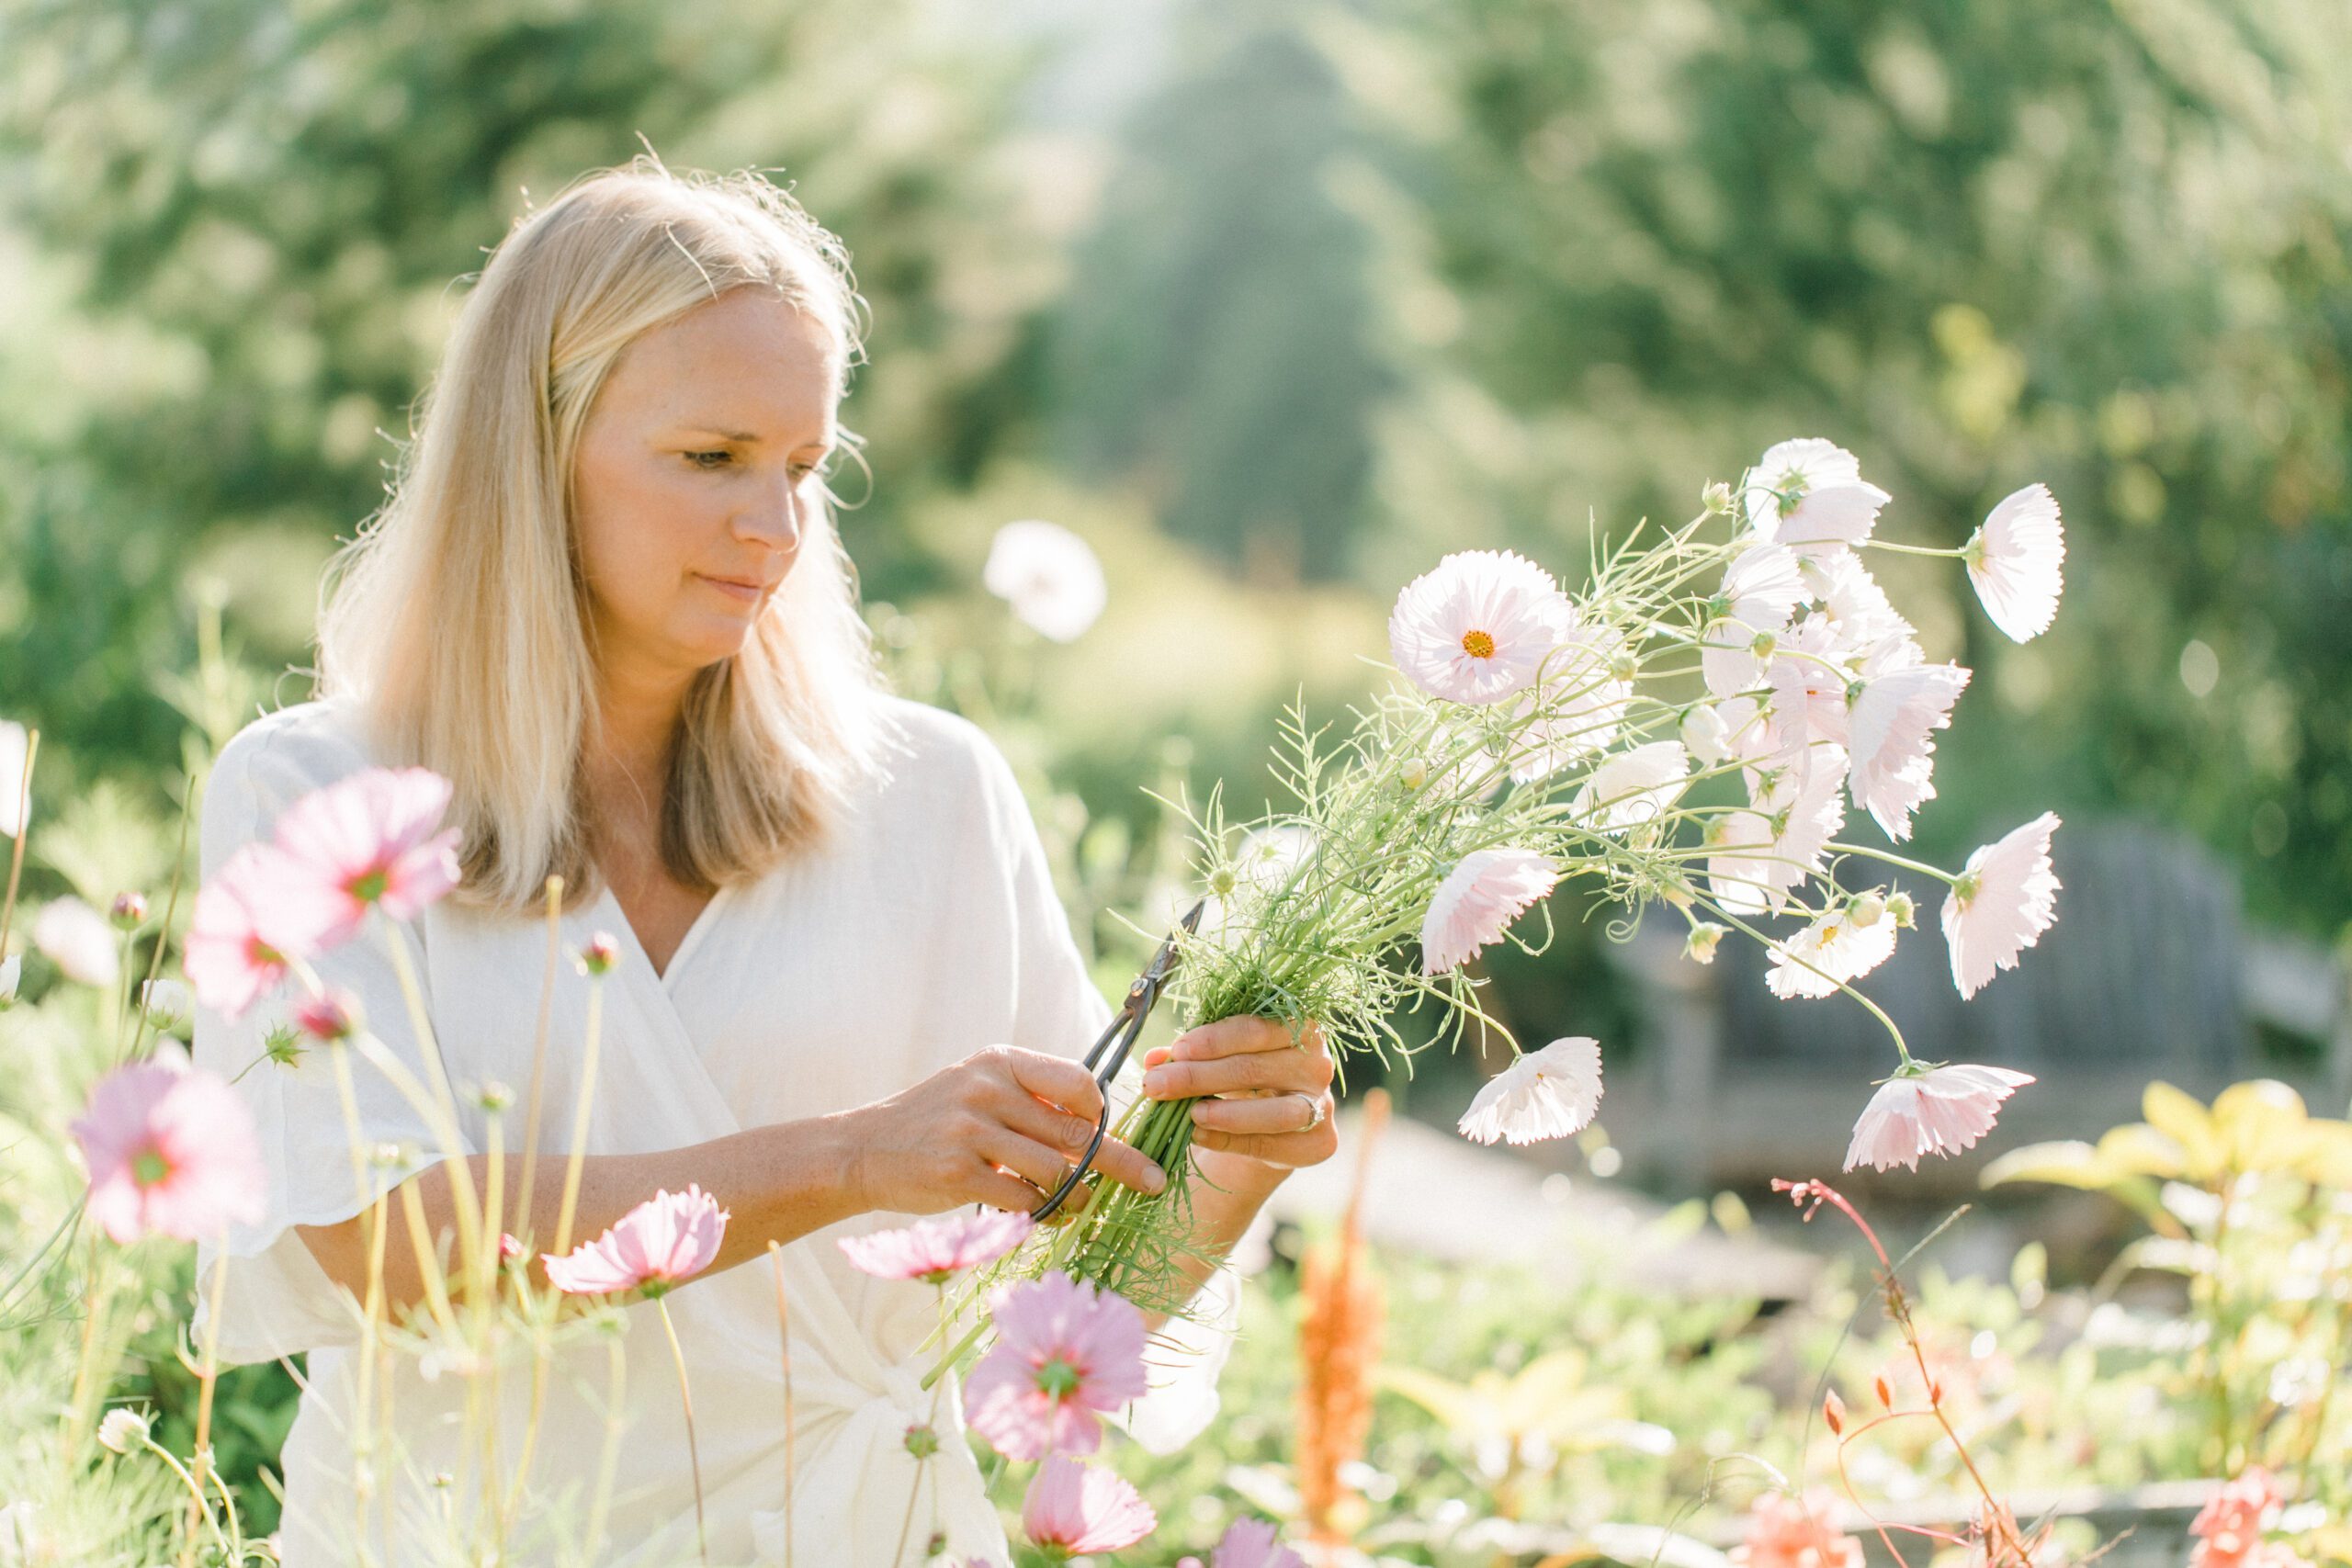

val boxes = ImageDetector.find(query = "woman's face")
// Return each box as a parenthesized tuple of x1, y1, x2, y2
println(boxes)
(572, 287, 840, 686)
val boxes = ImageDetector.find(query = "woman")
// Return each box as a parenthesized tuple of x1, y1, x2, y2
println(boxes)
(189, 156, 1339, 1565)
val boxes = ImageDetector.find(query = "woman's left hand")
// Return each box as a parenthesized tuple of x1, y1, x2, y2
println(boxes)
(1138, 1016, 1339, 1189)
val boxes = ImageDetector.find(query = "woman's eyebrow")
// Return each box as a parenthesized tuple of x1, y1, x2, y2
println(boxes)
(679, 423, 833, 447)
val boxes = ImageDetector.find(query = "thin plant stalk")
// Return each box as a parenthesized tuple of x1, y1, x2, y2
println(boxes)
(655, 1293, 709, 1566)
(767, 1241, 796, 1568)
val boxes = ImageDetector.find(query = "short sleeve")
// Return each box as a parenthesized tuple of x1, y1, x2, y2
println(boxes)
(189, 715, 481, 1366)
(961, 717, 1240, 1452)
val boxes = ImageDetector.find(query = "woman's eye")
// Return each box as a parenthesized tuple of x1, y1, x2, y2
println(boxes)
(685, 450, 732, 470)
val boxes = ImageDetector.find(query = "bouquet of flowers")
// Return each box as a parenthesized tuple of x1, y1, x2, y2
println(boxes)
(1019, 436, 2069, 1313)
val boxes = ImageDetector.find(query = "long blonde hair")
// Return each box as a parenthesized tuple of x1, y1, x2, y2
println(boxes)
(316, 154, 891, 913)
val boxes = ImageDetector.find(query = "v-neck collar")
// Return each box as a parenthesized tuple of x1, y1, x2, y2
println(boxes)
(594, 877, 736, 990)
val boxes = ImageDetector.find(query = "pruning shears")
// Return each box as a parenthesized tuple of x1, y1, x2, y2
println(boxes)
(1028, 897, 1208, 1223)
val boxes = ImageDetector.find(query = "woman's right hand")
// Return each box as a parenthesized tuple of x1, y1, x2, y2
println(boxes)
(842, 1044, 1168, 1217)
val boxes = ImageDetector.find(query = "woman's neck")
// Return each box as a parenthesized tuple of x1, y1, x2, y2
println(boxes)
(588, 661, 697, 836)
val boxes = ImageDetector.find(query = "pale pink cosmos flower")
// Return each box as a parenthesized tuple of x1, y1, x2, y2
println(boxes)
(1966, 483, 2065, 643)
(1743, 439, 1886, 547)
(1179, 1518, 1307, 1568)
(34, 897, 118, 987)
(984, 519, 1107, 643)
(1844, 660, 1971, 840)
(1569, 740, 1690, 835)
(1457, 1036, 1603, 1146)
(1805, 551, 1913, 649)
(271, 767, 463, 951)
(1419, 847, 1559, 976)
(1942, 812, 2062, 998)
(542, 1184, 729, 1297)
(1701, 542, 1807, 699)
(1766, 903, 1898, 999)
(72, 1043, 266, 1244)
(963, 1270, 1148, 1460)
(1507, 619, 1633, 783)
(1021, 1455, 1158, 1558)
(1705, 746, 1847, 916)
(1387, 549, 1576, 706)
(183, 840, 340, 1021)
(1844, 1064, 2036, 1172)
(838, 1208, 1035, 1285)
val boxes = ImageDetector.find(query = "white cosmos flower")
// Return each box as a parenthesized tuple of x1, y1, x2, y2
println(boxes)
(1420, 848, 1559, 976)
(1704, 744, 1848, 915)
(1845, 1064, 2036, 1172)
(1388, 549, 1577, 706)
(1743, 438, 1884, 544)
(1942, 811, 2062, 998)
(0, 953, 18, 1007)
(1804, 552, 1914, 649)
(1701, 542, 1806, 699)
(983, 519, 1108, 642)
(0, 719, 26, 839)
(1570, 740, 1690, 835)
(1766, 903, 1899, 999)
(1966, 483, 2065, 642)
(1845, 660, 1971, 841)
(1507, 619, 1633, 783)
(1234, 824, 1317, 890)
(1457, 1036, 1603, 1146)
(34, 897, 118, 987)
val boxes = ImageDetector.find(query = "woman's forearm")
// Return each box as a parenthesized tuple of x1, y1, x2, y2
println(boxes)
(297, 1107, 875, 1316)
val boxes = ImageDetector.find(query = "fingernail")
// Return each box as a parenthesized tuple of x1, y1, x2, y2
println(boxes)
(1144, 1162, 1167, 1193)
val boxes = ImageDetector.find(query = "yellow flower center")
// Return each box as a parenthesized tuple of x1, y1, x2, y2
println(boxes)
(1461, 628, 1497, 660)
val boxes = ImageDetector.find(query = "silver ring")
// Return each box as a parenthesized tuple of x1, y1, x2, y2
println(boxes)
(1300, 1093, 1327, 1132)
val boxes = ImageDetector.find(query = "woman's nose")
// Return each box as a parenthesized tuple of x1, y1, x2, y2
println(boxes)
(734, 476, 804, 555)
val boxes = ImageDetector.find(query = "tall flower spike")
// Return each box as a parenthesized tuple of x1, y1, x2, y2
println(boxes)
(1387, 549, 1576, 706)
(1942, 811, 2062, 998)
(1965, 483, 2065, 643)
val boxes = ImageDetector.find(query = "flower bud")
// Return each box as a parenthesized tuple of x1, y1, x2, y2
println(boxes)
(1886, 891, 1917, 929)
(1748, 629, 1778, 660)
(96, 1406, 151, 1455)
(263, 1023, 306, 1068)
(903, 1423, 941, 1460)
(1684, 923, 1725, 964)
(296, 989, 361, 1043)
(499, 1233, 525, 1264)
(1823, 1388, 1846, 1436)
(1874, 1373, 1894, 1408)
(577, 931, 620, 977)
(1681, 704, 1731, 764)
(1208, 868, 1238, 897)
(1660, 878, 1694, 910)
(1398, 758, 1430, 792)
(475, 1080, 514, 1113)
(109, 891, 148, 931)
(1848, 891, 1886, 929)
(1702, 479, 1735, 515)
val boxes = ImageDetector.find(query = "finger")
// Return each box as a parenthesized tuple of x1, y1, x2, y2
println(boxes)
(1169, 1016, 1302, 1061)
(1000, 1046, 1105, 1122)
(1192, 1123, 1338, 1168)
(1079, 1134, 1169, 1196)
(1146, 1046, 1327, 1100)
(977, 1128, 1075, 1196)
(999, 1091, 1104, 1161)
(967, 1169, 1052, 1215)
(1191, 1091, 1329, 1136)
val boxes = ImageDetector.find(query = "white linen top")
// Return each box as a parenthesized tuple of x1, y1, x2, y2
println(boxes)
(190, 693, 1236, 1567)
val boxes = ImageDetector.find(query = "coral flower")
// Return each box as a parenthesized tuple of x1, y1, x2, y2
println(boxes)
(34, 897, 118, 987)
(72, 1044, 266, 1244)
(1456, 1036, 1603, 1146)
(1387, 549, 1576, 706)
(1766, 902, 1898, 1000)
(183, 840, 339, 1021)
(1844, 660, 1971, 840)
(963, 1270, 1148, 1460)
(2190, 1468, 2284, 1568)
(1844, 1064, 2036, 1172)
(1701, 542, 1806, 699)
(1965, 483, 2065, 643)
(837, 1208, 1035, 1285)
(1021, 1455, 1158, 1559)
(1419, 848, 1559, 976)
(1729, 1489, 1866, 1568)
(271, 766, 463, 951)
(1569, 740, 1690, 835)
(542, 1184, 729, 1298)
(984, 519, 1108, 643)
(1941, 812, 2062, 998)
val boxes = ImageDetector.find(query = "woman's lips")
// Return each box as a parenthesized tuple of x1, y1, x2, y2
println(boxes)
(696, 574, 763, 604)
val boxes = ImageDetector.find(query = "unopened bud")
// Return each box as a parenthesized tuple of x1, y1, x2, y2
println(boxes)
(109, 892, 149, 931)
(1823, 1389, 1846, 1436)
(1609, 649, 1638, 683)
(1848, 891, 1886, 929)
(577, 931, 620, 977)
(1928, 1378, 1945, 1406)
(1681, 704, 1731, 765)
(498, 1233, 524, 1264)
(263, 1024, 306, 1067)
(1660, 879, 1694, 911)
(1885, 891, 1917, 929)
(296, 989, 361, 1043)
(1874, 1373, 1894, 1408)
(1702, 479, 1734, 515)
(1748, 629, 1778, 660)
(1684, 923, 1725, 964)
(97, 1406, 151, 1455)
(475, 1080, 514, 1113)
(1208, 868, 1238, 897)
(903, 1423, 941, 1460)
(1398, 758, 1430, 792)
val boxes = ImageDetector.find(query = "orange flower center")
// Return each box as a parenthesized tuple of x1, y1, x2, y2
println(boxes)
(1460, 628, 1497, 660)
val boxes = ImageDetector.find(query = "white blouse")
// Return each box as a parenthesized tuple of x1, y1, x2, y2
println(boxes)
(190, 694, 1237, 1566)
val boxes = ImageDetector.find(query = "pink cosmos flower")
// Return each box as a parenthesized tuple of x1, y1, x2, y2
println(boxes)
(1457, 1036, 1603, 1146)
(1766, 902, 1898, 1000)
(1701, 542, 1807, 699)
(1388, 550, 1576, 706)
(183, 840, 339, 1021)
(1568, 740, 1689, 835)
(271, 767, 463, 951)
(1966, 483, 2065, 643)
(1941, 812, 2062, 998)
(1844, 660, 1971, 841)
(838, 1208, 1035, 1285)
(1021, 1455, 1158, 1558)
(72, 1045, 266, 1244)
(541, 1184, 729, 1298)
(1179, 1518, 1307, 1568)
(1804, 551, 1913, 648)
(2190, 1468, 2284, 1568)
(1728, 1490, 1866, 1568)
(1419, 848, 1559, 976)
(1844, 1064, 2036, 1173)
(963, 1270, 1148, 1460)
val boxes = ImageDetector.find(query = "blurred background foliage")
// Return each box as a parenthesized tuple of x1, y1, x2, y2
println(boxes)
(2, 0, 2347, 966)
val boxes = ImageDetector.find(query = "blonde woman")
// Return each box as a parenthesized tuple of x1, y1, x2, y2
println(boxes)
(189, 156, 1340, 1566)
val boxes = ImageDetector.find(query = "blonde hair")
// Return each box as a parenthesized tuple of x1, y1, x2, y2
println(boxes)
(316, 153, 892, 913)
